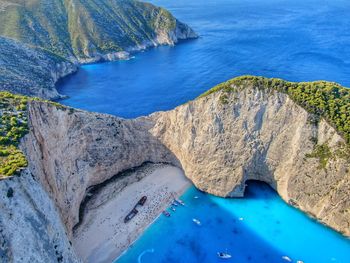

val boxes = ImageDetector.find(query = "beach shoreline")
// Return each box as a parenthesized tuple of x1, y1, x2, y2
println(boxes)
(73, 163, 191, 263)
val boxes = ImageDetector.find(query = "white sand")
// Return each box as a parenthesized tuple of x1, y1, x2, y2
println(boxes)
(73, 164, 190, 263)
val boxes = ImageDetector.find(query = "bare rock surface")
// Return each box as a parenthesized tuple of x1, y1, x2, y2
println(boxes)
(21, 100, 180, 237)
(1, 83, 349, 262)
(148, 87, 350, 236)
(0, 170, 81, 263)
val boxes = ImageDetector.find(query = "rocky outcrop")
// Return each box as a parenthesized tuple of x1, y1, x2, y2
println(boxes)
(0, 0, 197, 98)
(0, 36, 77, 99)
(21, 101, 180, 237)
(0, 0, 197, 63)
(148, 86, 350, 236)
(0, 170, 81, 263)
(1, 78, 349, 262)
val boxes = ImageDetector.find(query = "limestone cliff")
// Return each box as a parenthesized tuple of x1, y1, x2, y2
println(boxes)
(148, 83, 350, 236)
(21, 101, 179, 236)
(1, 77, 349, 262)
(0, 36, 77, 99)
(0, 170, 81, 263)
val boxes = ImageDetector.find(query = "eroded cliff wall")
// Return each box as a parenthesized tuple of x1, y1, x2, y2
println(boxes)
(0, 170, 81, 263)
(21, 101, 180, 237)
(1, 81, 349, 262)
(148, 87, 350, 236)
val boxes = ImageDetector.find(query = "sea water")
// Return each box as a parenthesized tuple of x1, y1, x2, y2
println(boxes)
(57, 0, 350, 118)
(56, 0, 350, 261)
(116, 183, 350, 263)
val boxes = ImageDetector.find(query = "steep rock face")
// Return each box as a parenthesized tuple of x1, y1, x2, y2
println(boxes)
(21, 101, 180, 236)
(0, 37, 77, 99)
(0, 170, 81, 263)
(148, 87, 350, 236)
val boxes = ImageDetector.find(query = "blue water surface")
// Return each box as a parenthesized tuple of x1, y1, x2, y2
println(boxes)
(56, 0, 350, 261)
(116, 183, 350, 263)
(57, 0, 350, 118)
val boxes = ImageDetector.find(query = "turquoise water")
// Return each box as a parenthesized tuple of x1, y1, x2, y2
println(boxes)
(57, 0, 350, 118)
(116, 183, 350, 263)
(56, 0, 350, 261)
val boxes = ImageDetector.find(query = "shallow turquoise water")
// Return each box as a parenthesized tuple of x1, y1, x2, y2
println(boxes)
(116, 183, 350, 263)
(56, 0, 350, 261)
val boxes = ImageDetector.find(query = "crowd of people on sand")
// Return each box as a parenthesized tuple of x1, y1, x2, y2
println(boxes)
(73, 163, 189, 262)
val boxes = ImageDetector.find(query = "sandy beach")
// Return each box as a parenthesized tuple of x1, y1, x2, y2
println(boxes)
(73, 164, 190, 263)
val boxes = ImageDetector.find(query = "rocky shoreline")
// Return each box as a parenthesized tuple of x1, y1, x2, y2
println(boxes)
(0, 77, 349, 262)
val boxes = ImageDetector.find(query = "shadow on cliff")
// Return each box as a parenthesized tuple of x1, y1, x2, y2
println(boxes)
(243, 180, 277, 200)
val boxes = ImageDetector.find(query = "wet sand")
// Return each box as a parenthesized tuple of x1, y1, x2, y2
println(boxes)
(73, 164, 190, 263)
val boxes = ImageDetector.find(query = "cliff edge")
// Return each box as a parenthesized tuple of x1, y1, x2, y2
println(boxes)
(0, 76, 349, 262)
(149, 76, 350, 236)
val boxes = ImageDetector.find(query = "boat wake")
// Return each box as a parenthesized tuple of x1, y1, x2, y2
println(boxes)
(137, 248, 155, 263)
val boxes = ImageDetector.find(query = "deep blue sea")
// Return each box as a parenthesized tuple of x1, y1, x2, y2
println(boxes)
(57, 0, 350, 118)
(56, 0, 350, 262)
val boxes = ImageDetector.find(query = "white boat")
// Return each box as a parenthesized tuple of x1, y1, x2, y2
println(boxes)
(171, 206, 176, 212)
(175, 198, 185, 206)
(217, 252, 232, 259)
(194, 196, 199, 199)
(192, 218, 201, 225)
(282, 256, 292, 262)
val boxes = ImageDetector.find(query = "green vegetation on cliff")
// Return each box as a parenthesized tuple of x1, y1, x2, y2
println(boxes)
(201, 76, 350, 145)
(0, 91, 72, 178)
(0, 92, 29, 178)
(0, 0, 194, 60)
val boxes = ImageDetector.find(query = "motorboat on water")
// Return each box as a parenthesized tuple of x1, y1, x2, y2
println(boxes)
(282, 256, 292, 262)
(217, 252, 232, 259)
(194, 196, 199, 199)
(172, 201, 178, 207)
(170, 206, 176, 212)
(192, 218, 201, 225)
(162, 210, 171, 217)
(175, 198, 185, 206)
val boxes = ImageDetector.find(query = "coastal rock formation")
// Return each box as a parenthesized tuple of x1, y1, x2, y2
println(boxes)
(148, 83, 350, 236)
(21, 101, 180, 236)
(0, 0, 197, 63)
(0, 77, 349, 262)
(0, 37, 77, 99)
(0, 0, 197, 98)
(0, 170, 81, 263)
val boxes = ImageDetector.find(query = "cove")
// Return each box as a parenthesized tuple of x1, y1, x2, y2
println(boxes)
(57, 0, 350, 118)
(115, 183, 350, 263)
(55, 0, 350, 261)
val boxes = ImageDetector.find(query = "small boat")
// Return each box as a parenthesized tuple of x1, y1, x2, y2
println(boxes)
(170, 206, 176, 212)
(238, 217, 244, 221)
(162, 210, 171, 217)
(192, 218, 201, 225)
(175, 198, 185, 206)
(217, 252, 232, 259)
(137, 196, 147, 206)
(194, 196, 199, 199)
(172, 201, 178, 207)
(282, 256, 292, 262)
(296, 261, 304, 263)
